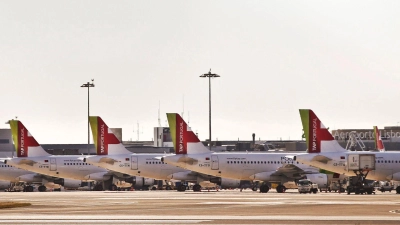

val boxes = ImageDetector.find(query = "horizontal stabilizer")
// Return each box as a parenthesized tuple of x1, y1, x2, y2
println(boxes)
(311, 155, 332, 164)
(17, 159, 38, 166)
(99, 157, 119, 165)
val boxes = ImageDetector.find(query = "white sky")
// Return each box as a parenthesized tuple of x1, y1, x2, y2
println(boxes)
(1, 0, 400, 144)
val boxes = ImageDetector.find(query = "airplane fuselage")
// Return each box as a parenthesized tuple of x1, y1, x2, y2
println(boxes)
(5, 156, 109, 181)
(296, 151, 400, 181)
(85, 154, 199, 182)
(163, 152, 318, 183)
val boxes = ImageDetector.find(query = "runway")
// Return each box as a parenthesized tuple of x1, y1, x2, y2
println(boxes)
(0, 189, 399, 224)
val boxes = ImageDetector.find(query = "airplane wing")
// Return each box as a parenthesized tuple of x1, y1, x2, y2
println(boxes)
(270, 163, 320, 179)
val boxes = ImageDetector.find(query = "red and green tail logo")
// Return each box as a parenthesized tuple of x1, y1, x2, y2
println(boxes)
(89, 116, 121, 155)
(373, 126, 385, 152)
(166, 113, 200, 154)
(9, 120, 40, 157)
(300, 109, 334, 153)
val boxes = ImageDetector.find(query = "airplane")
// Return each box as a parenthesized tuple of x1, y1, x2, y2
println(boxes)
(292, 109, 400, 194)
(373, 126, 385, 152)
(82, 116, 246, 192)
(4, 119, 131, 191)
(0, 161, 69, 192)
(160, 113, 331, 193)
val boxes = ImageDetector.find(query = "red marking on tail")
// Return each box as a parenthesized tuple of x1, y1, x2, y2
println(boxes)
(308, 110, 334, 153)
(175, 114, 201, 154)
(97, 117, 121, 155)
(17, 121, 40, 157)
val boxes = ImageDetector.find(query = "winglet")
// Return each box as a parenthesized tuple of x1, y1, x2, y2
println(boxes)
(8, 120, 50, 157)
(166, 113, 209, 154)
(89, 116, 131, 155)
(373, 126, 385, 152)
(299, 109, 344, 153)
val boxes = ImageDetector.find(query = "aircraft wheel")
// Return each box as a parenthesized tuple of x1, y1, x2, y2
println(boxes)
(312, 189, 317, 194)
(25, 186, 34, 192)
(108, 184, 117, 191)
(38, 185, 46, 192)
(396, 186, 400, 194)
(94, 184, 103, 191)
(276, 185, 286, 193)
(259, 185, 270, 193)
(192, 184, 202, 192)
(251, 186, 258, 192)
(177, 184, 186, 192)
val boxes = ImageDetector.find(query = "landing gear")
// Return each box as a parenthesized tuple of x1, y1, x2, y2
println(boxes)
(396, 186, 400, 194)
(24, 185, 34, 192)
(166, 186, 172, 190)
(177, 184, 186, 192)
(259, 184, 270, 193)
(108, 184, 117, 191)
(38, 185, 47, 192)
(192, 184, 202, 192)
(276, 185, 286, 193)
(252, 186, 258, 192)
(93, 184, 103, 191)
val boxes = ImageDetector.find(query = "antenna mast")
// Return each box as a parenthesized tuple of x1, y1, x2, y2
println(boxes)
(158, 101, 161, 127)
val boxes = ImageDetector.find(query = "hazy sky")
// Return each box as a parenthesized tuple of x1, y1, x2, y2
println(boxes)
(1, 1, 400, 144)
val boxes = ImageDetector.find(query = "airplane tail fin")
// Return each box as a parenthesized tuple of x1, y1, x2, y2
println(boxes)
(299, 109, 345, 153)
(89, 116, 132, 155)
(166, 113, 209, 154)
(373, 126, 385, 152)
(8, 120, 51, 157)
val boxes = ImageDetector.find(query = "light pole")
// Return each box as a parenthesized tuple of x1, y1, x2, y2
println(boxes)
(81, 79, 95, 155)
(200, 69, 220, 150)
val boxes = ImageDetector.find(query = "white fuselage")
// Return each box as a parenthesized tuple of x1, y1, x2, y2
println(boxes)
(6, 156, 109, 181)
(295, 151, 400, 181)
(85, 154, 199, 182)
(163, 152, 318, 182)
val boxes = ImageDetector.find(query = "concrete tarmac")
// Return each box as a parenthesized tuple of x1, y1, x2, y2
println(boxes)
(0, 189, 399, 224)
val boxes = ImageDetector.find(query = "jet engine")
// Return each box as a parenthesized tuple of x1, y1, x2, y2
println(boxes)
(0, 180, 11, 190)
(83, 172, 111, 181)
(304, 174, 328, 189)
(16, 174, 42, 183)
(53, 178, 83, 188)
(390, 172, 400, 181)
(124, 176, 156, 189)
(209, 177, 243, 188)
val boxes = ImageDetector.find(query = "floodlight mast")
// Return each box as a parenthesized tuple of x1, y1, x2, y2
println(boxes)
(199, 69, 220, 150)
(81, 80, 95, 155)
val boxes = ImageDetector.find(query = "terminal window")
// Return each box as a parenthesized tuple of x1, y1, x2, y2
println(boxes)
(0, 139, 9, 144)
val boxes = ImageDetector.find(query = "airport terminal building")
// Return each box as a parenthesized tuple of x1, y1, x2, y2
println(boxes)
(2, 125, 400, 157)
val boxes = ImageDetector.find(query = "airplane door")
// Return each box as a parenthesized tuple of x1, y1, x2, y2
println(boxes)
(50, 158, 57, 171)
(211, 155, 219, 170)
(131, 156, 138, 170)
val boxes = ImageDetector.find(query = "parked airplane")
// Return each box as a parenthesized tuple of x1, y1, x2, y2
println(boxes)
(160, 113, 330, 193)
(4, 120, 129, 191)
(82, 116, 245, 191)
(292, 109, 400, 193)
(0, 161, 67, 192)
